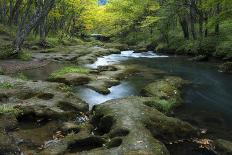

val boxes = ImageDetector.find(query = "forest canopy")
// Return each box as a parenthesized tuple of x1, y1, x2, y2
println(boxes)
(0, 0, 232, 58)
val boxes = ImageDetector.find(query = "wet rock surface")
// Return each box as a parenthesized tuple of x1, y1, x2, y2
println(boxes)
(40, 97, 198, 155)
(0, 75, 89, 154)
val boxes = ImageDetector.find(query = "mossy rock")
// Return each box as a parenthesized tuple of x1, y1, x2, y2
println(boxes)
(142, 76, 188, 113)
(219, 62, 232, 73)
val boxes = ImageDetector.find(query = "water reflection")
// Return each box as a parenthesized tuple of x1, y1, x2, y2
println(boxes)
(75, 81, 137, 107)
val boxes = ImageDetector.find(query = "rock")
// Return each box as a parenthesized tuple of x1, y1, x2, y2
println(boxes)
(189, 55, 208, 62)
(91, 97, 197, 154)
(0, 132, 21, 155)
(48, 73, 91, 85)
(141, 76, 188, 113)
(86, 79, 120, 95)
(61, 122, 80, 134)
(214, 139, 232, 155)
(98, 65, 118, 72)
(219, 62, 232, 73)
(38, 96, 197, 155)
(90, 34, 110, 41)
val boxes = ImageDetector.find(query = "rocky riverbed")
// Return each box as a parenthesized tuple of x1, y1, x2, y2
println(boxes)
(0, 44, 232, 155)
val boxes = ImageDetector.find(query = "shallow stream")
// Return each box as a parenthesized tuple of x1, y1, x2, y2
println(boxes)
(21, 50, 232, 141)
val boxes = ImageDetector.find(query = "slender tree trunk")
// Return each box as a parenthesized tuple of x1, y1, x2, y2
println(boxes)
(198, 0, 203, 38)
(179, 17, 189, 40)
(215, 3, 220, 35)
(2, 0, 7, 24)
(39, 20, 46, 46)
(205, 14, 208, 37)
(8, 0, 23, 25)
(190, 0, 197, 40)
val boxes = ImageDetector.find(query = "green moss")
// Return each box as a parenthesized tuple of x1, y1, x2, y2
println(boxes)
(18, 51, 32, 61)
(50, 66, 90, 78)
(0, 104, 20, 115)
(0, 82, 14, 89)
(57, 84, 72, 92)
(14, 73, 28, 80)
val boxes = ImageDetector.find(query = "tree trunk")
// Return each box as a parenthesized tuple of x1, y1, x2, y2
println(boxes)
(2, 0, 7, 24)
(179, 17, 189, 40)
(39, 20, 46, 47)
(190, 0, 197, 40)
(8, 0, 23, 25)
(215, 3, 220, 35)
(13, 0, 55, 53)
(205, 14, 208, 37)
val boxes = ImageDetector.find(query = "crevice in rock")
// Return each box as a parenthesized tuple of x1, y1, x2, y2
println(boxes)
(107, 137, 122, 148)
(68, 136, 105, 153)
(109, 128, 130, 138)
(92, 114, 114, 136)
(57, 101, 79, 112)
(0, 94, 9, 102)
(37, 93, 54, 100)
(17, 112, 50, 129)
(166, 140, 217, 155)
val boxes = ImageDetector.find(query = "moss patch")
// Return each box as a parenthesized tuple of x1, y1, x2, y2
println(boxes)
(0, 104, 19, 115)
(0, 82, 14, 89)
(50, 66, 90, 78)
(18, 51, 32, 61)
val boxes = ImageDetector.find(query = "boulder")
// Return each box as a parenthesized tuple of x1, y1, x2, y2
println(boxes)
(49, 73, 91, 85)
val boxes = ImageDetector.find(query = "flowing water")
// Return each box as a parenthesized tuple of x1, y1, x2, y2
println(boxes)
(21, 51, 232, 141)
(77, 51, 232, 141)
